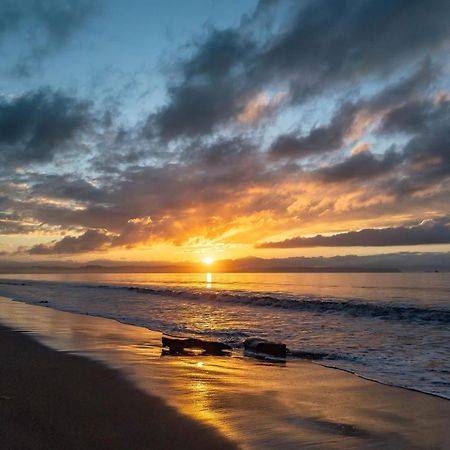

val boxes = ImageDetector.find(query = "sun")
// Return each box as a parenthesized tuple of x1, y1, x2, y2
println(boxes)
(202, 256, 214, 265)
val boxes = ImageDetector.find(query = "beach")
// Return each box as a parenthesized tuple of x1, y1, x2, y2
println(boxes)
(2, 0, 450, 448)
(1, 295, 449, 450)
(0, 323, 236, 450)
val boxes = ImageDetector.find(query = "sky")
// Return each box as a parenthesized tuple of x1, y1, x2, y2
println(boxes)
(1, 0, 450, 264)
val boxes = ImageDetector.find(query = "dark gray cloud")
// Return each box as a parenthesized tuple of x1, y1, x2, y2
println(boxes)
(29, 174, 106, 203)
(258, 0, 449, 101)
(315, 148, 401, 182)
(381, 97, 450, 136)
(146, 28, 254, 140)
(307, 94, 450, 189)
(298, 94, 449, 188)
(147, 0, 450, 141)
(258, 218, 450, 248)
(381, 100, 435, 135)
(380, 97, 450, 193)
(365, 59, 436, 114)
(0, 89, 91, 167)
(269, 60, 436, 160)
(0, 0, 100, 75)
(270, 103, 358, 159)
(29, 229, 111, 254)
(0, 219, 37, 235)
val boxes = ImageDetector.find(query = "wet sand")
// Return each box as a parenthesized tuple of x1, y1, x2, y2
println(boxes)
(0, 296, 449, 449)
(0, 325, 237, 450)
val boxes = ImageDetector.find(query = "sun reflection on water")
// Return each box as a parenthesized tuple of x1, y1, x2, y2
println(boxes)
(206, 272, 212, 289)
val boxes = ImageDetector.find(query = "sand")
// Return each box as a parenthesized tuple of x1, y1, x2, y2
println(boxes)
(0, 296, 449, 449)
(0, 325, 237, 450)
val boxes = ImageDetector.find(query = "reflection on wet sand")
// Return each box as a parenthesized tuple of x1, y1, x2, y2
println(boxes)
(0, 296, 449, 450)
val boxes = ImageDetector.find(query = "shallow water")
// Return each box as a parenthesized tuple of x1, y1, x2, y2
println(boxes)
(0, 272, 449, 398)
(1, 296, 449, 450)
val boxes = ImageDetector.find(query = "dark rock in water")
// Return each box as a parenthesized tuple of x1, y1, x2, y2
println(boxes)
(244, 338, 287, 357)
(162, 335, 232, 356)
(37, 300, 49, 304)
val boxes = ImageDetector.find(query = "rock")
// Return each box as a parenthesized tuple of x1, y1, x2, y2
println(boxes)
(162, 335, 232, 356)
(243, 338, 287, 357)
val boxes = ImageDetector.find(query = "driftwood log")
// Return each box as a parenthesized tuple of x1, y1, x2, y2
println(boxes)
(162, 335, 232, 356)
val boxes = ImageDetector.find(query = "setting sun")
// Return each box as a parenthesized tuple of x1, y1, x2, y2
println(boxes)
(202, 256, 214, 265)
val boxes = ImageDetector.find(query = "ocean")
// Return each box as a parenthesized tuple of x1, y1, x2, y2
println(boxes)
(0, 272, 449, 398)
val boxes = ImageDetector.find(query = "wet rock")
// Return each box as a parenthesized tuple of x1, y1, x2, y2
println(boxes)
(162, 335, 232, 356)
(243, 338, 287, 357)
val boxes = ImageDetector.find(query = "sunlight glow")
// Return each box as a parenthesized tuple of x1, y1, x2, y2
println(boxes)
(202, 256, 214, 265)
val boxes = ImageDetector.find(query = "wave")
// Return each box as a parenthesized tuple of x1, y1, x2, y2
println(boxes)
(1, 279, 449, 325)
(121, 285, 450, 324)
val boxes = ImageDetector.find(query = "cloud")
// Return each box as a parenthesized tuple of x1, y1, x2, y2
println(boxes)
(379, 96, 450, 194)
(381, 95, 450, 138)
(365, 59, 436, 114)
(237, 91, 287, 125)
(351, 142, 370, 155)
(270, 102, 358, 159)
(314, 147, 401, 182)
(7, 100, 450, 254)
(258, 218, 450, 248)
(2, 1, 450, 257)
(0, 219, 37, 235)
(0, 89, 91, 167)
(259, 0, 449, 102)
(269, 60, 436, 160)
(3, 81, 449, 255)
(29, 229, 112, 255)
(29, 174, 105, 203)
(147, 0, 450, 141)
(146, 28, 254, 140)
(11, 136, 284, 252)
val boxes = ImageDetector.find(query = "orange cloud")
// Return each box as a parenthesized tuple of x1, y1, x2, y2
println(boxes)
(237, 91, 287, 124)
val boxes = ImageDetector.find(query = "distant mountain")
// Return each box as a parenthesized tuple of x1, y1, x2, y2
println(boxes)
(1, 252, 449, 273)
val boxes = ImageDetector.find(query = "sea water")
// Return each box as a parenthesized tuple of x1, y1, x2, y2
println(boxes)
(0, 272, 449, 398)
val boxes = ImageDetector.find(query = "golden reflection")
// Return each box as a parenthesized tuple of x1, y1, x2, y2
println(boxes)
(189, 380, 219, 423)
(206, 272, 212, 289)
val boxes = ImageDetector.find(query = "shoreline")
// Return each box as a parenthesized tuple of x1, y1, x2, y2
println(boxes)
(1, 295, 450, 449)
(5, 293, 450, 403)
(317, 361, 450, 401)
(0, 323, 237, 450)
(0, 285, 449, 402)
